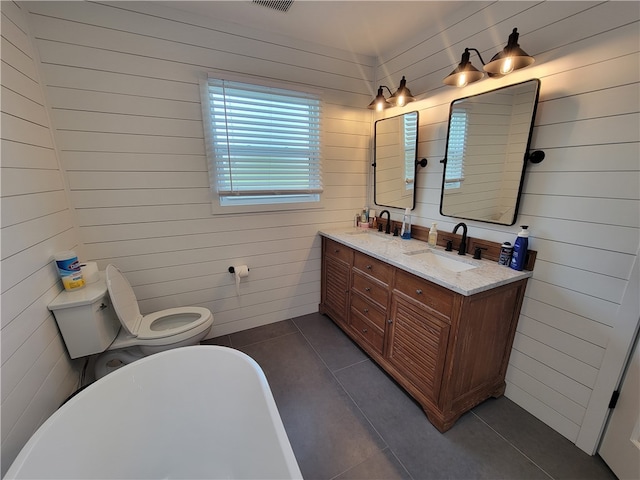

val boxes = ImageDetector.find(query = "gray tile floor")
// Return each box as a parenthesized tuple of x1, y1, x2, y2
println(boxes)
(202, 312, 615, 480)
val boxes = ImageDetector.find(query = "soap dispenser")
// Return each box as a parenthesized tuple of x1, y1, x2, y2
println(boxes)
(428, 223, 438, 247)
(400, 208, 412, 239)
(509, 226, 529, 271)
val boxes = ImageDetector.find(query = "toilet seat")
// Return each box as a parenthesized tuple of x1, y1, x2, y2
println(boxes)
(106, 264, 213, 342)
(136, 307, 212, 340)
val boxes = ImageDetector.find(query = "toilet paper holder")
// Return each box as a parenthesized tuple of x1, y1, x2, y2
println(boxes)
(228, 266, 249, 273)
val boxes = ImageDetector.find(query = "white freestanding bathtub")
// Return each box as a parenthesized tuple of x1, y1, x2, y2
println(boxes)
(5, 346, 302, 479)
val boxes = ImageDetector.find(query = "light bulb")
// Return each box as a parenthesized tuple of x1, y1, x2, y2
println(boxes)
(457, 73, 468, 88)
(396, 94, 405, 107)
(376, 101, 384, 112)
(500, 57, 514, 75)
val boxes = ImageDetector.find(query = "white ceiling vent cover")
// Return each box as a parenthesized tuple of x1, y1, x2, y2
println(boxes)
(252, 0, 294, 13)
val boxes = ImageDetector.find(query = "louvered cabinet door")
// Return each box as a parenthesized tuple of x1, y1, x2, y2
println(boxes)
(387, 292, 450, 405)
(322, 255, 350, 327)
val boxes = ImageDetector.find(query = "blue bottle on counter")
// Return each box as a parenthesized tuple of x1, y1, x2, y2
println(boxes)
(400, 208, 412, 239)
(510, 226, 529, 271)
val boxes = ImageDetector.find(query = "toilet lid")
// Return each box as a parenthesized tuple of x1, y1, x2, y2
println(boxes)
(105, 264, 143, 336)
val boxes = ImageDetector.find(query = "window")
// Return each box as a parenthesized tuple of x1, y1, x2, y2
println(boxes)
(202, 75, 322, 211)
(444, 110, 467, 190)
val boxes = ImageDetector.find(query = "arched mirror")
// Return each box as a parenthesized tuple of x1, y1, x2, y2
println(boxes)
(440, 79, 540, 225)
(373, 111, 419, 209)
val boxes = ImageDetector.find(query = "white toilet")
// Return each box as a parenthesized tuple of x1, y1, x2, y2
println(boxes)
(48, 264, 213, 379)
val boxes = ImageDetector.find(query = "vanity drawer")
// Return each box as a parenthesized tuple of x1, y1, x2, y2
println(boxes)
(352, 271, 388, 309)
(394, 270, 454, 319)
(349, 310, 384, 354)
(353, 251, 393, 284)
(324, 238, 352, 264)
(350, 292, 386, 329)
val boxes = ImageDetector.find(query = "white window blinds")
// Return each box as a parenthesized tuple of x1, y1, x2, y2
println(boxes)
(403, 114, 417, 188)
(203, 77, 322, 207)
(445, 110, 467, 189)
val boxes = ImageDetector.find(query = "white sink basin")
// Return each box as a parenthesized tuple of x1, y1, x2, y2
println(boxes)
(345, 229, 395, 244)
(404, 249, 477, 273)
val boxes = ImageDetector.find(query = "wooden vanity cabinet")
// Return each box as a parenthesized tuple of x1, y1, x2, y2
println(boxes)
(387, 272, 453, 408)
(321, 238, 352, 328)
(320, 237, 528, 432)
(349, 251, 392, 355)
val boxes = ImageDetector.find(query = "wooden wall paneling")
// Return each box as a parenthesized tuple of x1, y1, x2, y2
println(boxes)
(70, 187, 211, 208)
(1, 353, 78, 468)
(520, 297, 612, 348)
(52, 110, 205, 138)
(1, 283, 62, 362)
(66, 170, 208, 190)
(1, 333, 67, 442)
(520, 195, 640, 229)
(1, 113, 53, 147)
(0, 229, 78, 295)
(41, 63, 200, 101)
(55, 131, 205, 154)
(525, 280, 620, 329)
(1, 210, 74, 260)
(63, 153, 208, 173)
(1, 2, 81, 473)
(505, 366, 586, 426)
(516, 214, 638, 254)
(512, 332, 599, 388)
(1, 86, 49, 125)
(92, 234, 321, 273)
(517, 316, 605, 368)
(0, 167, 64, 197)
(45, 84, 203, 118)
(1, 315, 61, 403)
(508, 349, 593, 408)
(531, 260, 628, 304)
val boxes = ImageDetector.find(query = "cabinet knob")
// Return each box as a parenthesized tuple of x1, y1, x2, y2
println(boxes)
(334, 249, 340, 253)
(387, 319, 393, 324)
(365, 287, 371, 292)
(362, 328, 368, 334)
(363, 308, 369, 313)
(416, 289, 423, 295)
(99, 303, 108, 310)
(366, 265, 372, 270)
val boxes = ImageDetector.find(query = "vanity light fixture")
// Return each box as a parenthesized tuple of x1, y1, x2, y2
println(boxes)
(387, 76, 415, 107)
(368, 86, 394, 111)
(443, 28, 535, 87)
(368, 76, 416, 110)
(443, 48, 486, 88)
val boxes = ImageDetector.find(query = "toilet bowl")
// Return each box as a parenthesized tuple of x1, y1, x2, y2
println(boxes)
(48, 264, 213, 379)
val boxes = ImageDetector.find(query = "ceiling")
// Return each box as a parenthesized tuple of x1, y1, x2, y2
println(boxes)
(163, 1, 477, 58)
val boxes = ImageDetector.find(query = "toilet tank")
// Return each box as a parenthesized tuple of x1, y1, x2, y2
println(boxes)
(48, 273, 120, 359)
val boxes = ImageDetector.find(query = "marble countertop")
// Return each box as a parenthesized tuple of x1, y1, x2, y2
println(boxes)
(319, 227, 532, 296)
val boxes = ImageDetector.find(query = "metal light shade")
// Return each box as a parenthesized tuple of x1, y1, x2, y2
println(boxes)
(483, 28, 534, 75)
(368, 86, 392, 111)
(443, 49, 484, 87)
(388, 76, 416, 107)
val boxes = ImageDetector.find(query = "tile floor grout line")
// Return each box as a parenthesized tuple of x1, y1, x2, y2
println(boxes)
(292, 316, 416, 480)
(471, 410, 556, 480)
(229, 330, 299, 350)
(328, 446, 412, 480)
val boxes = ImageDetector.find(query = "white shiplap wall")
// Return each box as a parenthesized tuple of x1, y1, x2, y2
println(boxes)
(23, 1, 374, 337)
(0, 1, 80, 473)
(374, 1, 639, 447)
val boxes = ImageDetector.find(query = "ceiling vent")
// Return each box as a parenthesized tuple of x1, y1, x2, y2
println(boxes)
(252, 0, 294, 13)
